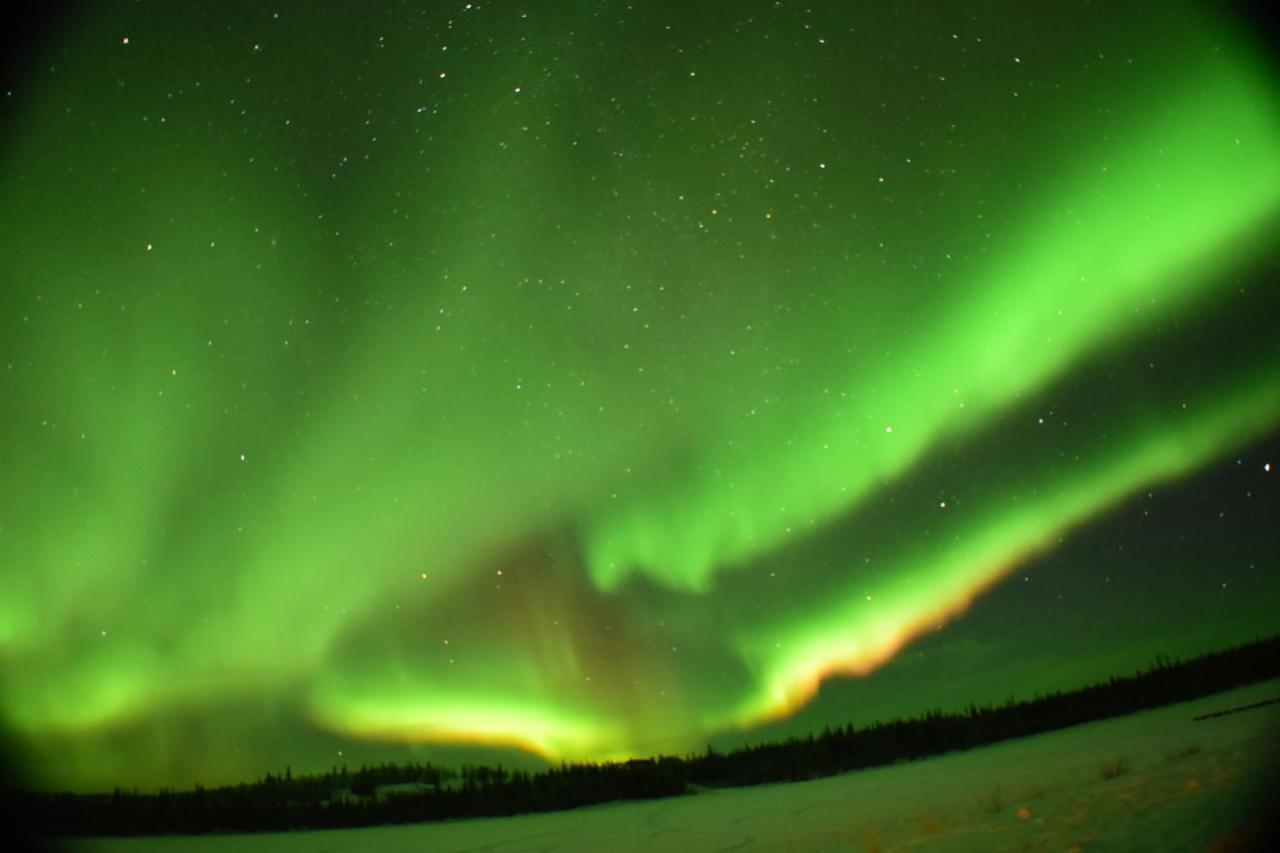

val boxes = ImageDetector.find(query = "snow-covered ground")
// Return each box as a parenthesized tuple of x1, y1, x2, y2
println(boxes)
(68, 680, 1280, 852)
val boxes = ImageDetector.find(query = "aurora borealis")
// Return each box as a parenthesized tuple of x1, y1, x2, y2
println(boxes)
(2, 0, 1279, 792)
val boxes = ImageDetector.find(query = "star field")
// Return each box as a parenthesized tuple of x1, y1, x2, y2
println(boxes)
(1, 0, 1278, 791)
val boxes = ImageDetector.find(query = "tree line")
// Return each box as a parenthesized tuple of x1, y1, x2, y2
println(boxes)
(16, 633, 1280, 837)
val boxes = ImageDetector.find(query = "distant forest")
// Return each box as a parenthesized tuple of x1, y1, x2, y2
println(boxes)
(16, 634, 1280, 838)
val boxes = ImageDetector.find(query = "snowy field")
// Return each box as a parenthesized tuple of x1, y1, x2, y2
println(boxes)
(67, 680, 1280, 852)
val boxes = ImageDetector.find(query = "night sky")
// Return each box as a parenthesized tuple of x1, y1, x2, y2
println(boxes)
(2, 1, 1278, 793)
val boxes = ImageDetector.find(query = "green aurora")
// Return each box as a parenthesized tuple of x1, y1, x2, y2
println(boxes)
(1, 1, 1278, 791)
